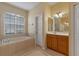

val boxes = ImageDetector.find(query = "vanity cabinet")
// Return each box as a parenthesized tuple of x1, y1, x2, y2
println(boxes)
(51, 35, 57, 50)
(47, 34, 69, 55)
(57, 35, 69, 55)
(47, 35, 52, 49)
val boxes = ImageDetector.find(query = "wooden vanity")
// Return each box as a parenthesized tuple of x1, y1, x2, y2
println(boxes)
(46, 34, 69, 55)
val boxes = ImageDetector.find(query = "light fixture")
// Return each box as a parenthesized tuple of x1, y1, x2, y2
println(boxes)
(59, 12, 64, 18)
(53, 12, 65, 18)
(54, 14, 59, 18)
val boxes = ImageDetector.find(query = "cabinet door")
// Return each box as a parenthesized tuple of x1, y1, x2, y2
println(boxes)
(51, 35, 57, 50)
(57, 36, 69, 55)
(47, 35, 52, 49)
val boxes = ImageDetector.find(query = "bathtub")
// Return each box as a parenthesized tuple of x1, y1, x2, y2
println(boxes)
(0, 36, 34, 46)
(0, 36, 35, 56)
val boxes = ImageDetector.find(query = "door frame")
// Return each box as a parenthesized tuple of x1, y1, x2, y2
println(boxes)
(35, 13, 44, 48)
(69, 2, 78, 56)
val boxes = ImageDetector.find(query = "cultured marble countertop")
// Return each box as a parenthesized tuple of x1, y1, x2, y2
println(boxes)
(47, 32, 69, 36)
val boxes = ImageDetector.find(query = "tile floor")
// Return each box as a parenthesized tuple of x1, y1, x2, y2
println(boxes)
(14, 47, 65, 56)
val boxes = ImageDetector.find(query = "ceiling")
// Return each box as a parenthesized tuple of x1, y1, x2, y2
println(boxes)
(7, 2, 56, 11)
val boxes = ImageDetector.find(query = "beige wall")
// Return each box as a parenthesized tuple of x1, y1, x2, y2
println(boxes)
(51, 3, 70, 15)
(28, 3, 52, 49)
(28, 3, 44, 35)
(28, 3, 45, 48)
(0, 3, 28, 38)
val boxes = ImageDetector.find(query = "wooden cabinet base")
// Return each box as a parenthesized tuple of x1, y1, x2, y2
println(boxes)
(47, 34, 69, 56)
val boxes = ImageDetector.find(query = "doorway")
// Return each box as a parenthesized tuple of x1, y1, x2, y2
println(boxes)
(35, 13, 44, 47)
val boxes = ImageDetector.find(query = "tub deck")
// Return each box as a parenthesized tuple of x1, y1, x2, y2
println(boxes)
(0, 36, 35, 56)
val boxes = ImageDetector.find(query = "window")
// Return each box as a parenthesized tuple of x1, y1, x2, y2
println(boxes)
(4, 12, 24, 36)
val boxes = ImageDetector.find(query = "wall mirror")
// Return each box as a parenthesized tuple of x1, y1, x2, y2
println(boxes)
(48, 17, 54, 32)
(48, 12, 69, 33)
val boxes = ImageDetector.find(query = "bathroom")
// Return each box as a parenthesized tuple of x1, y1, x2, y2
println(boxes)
(0, 2, 79, 56)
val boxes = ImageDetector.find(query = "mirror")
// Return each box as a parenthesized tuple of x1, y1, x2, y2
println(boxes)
(48, 17, 53, 32)
(48, 12, 69, 33)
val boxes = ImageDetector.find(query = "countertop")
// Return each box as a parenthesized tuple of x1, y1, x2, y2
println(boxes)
(47, 32, 69, 36)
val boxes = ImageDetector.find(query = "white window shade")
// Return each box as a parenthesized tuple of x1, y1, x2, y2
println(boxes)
(4, 12, 25, 36)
